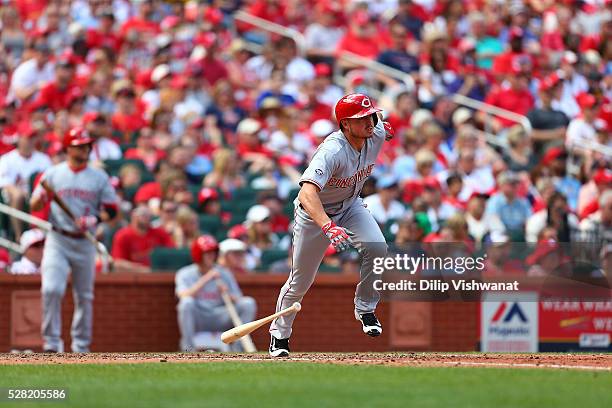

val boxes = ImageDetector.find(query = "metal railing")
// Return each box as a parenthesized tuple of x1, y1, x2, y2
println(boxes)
(233, 10, 306, 55)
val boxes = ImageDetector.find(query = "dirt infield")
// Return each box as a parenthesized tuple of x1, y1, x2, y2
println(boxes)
(0, 352, 611, 371)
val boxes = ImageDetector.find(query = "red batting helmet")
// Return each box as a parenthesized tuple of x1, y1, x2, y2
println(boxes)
(198, 187, 219, 205)
(334, 93, 381, 126)
(63, 127, 93, 149)
(191, 234, 219, 263)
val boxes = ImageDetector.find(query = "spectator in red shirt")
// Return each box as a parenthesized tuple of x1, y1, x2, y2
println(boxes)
(110, 81, 147, 142)
(482, 60, 534, 130)
(119, 0, 160, 43)
(34, 56, 80, 112)
(124, 127, 166, 171)
(86, 8, 121, 53)
(111, 204, 174, 267)
(336, 10, 387, 68)
(492, 26, 530, 80)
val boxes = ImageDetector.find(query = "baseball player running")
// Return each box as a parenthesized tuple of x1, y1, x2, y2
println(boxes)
(30, 127, 118, 353)
(269, 94, 394, 357)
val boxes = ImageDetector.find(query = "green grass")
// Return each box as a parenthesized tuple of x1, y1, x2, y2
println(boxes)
(0, 362, 610, 408)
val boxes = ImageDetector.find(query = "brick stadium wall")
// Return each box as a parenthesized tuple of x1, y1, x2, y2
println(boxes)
(0, 273, 478, 352)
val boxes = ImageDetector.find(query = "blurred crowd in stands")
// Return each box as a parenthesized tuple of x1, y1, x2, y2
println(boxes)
(0, 0, 610, 276)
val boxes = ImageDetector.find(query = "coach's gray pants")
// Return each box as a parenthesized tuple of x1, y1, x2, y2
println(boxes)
(177, 296, 257, 352)
(270, 199, 387, 340)
(41, 232, 96, 353)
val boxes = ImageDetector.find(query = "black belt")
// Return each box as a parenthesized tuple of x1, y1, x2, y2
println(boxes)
(55, 228, 86, 239)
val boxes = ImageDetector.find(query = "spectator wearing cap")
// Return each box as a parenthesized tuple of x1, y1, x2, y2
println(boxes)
(527, 73, 569, 147)
(566, 92, 601, 156)
(142, 64, 172, 114)
(363, 175, 408, 226)
(9, 229, 45, 275)
(558, 51, 588, 119)
(33, 54, 80, 112)
(111, 204, 174, 267)
(580, 189, 612, 245)
(203, 148, 246, 196)
(226, 39, 258, 92)
(234, 118, 274, 173)
(491, 26, 530, 78)
(465, 192, 505, 244)
(110, 81, 147, 139)
(502, 125, 538, 173)
(421, 176, 457, 232)
(245, 204, 281, 267)
(486, 171, 532, 239)
(526, 191, 579, 243)
(482, 231, 524, 277)
(483, 57, 534, 130)
(304, 2, 345, 64)
(311, 63, 343, 108)
(84, 113, 122, 162)
(578, 168, 612, 219)
(198, 187, 221, 215)
(8, 38, 54, 104)
(0, 122, 51, 239)
(336, 10, 388, 69)
(119, 0, 159, 43)
(218, 239, 250, 275)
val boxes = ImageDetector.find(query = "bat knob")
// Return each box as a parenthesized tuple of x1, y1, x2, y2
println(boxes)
(292, 302, 301, 312)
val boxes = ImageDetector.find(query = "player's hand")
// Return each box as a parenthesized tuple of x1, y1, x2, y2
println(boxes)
(76, 215, 98, 231)
(322, 221, 355, 252)
(383, 121, 394, 141)
(217, 281, 229, 294)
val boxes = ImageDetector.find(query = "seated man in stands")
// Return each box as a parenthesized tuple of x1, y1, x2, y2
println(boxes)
(175, 235, 257, 352)
(111, 204, 174, 267)
(9, 229, 46, 275)
(218, 238, 250, 275)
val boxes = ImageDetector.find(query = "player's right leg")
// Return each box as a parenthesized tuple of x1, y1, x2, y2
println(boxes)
(40, 233, 71, 353)
(269, 206, 329, 356)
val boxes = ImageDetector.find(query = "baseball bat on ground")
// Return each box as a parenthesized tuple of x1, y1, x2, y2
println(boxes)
(219, 290, 258, 352)
(221, 302, 301, 345)
(40, 180, 114, 269)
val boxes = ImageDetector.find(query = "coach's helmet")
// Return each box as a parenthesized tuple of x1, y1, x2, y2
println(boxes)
(191, 234, 219, 263)
(63, 127, 93, 149)
(334, 93, 381, 126)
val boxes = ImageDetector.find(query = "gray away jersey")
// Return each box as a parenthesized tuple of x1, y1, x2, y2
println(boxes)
(299, 119, 385, 215)
(33, 162, 118, 233)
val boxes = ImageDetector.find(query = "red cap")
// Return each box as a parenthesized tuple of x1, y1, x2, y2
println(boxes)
(198, 187, 219, 204)
(526, 240, 560, 265)
(18, 122, 37, 138)
(422, 176, 441, 191)
(191, 235, 219, 263)
(314, 63, 331, 77)
(171, 75, 188, 89)
(593, 169, 612, 185)
(63, 127, 93, 149)
(334, 93, 381, 125)
(204, 7, 224, 25)
(228, 224, 248, 239)
(161, 15, 181, 31)
(542, 146, 567, 165)
(576, 92, 598, 110)
(353, 10, 370, 25)
(82, 112, 104, 126)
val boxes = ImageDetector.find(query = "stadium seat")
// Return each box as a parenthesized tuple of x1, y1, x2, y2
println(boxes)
(260, 249, 289, 268)
(150, 247, 192, 271)
(199, 214, 222, 235)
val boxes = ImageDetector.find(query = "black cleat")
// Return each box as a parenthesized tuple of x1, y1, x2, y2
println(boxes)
(269, 336, 290, 357)
(355, 311, 383, 337)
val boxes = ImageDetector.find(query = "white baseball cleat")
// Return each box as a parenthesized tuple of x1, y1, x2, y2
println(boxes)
(355, 311, 383, 337)
(269, 336, 290, 357)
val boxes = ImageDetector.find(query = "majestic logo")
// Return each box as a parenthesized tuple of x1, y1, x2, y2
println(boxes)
(315, 169, 323, 176)
(326, 164, 375, 188)
(492, 302, 528, 323)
